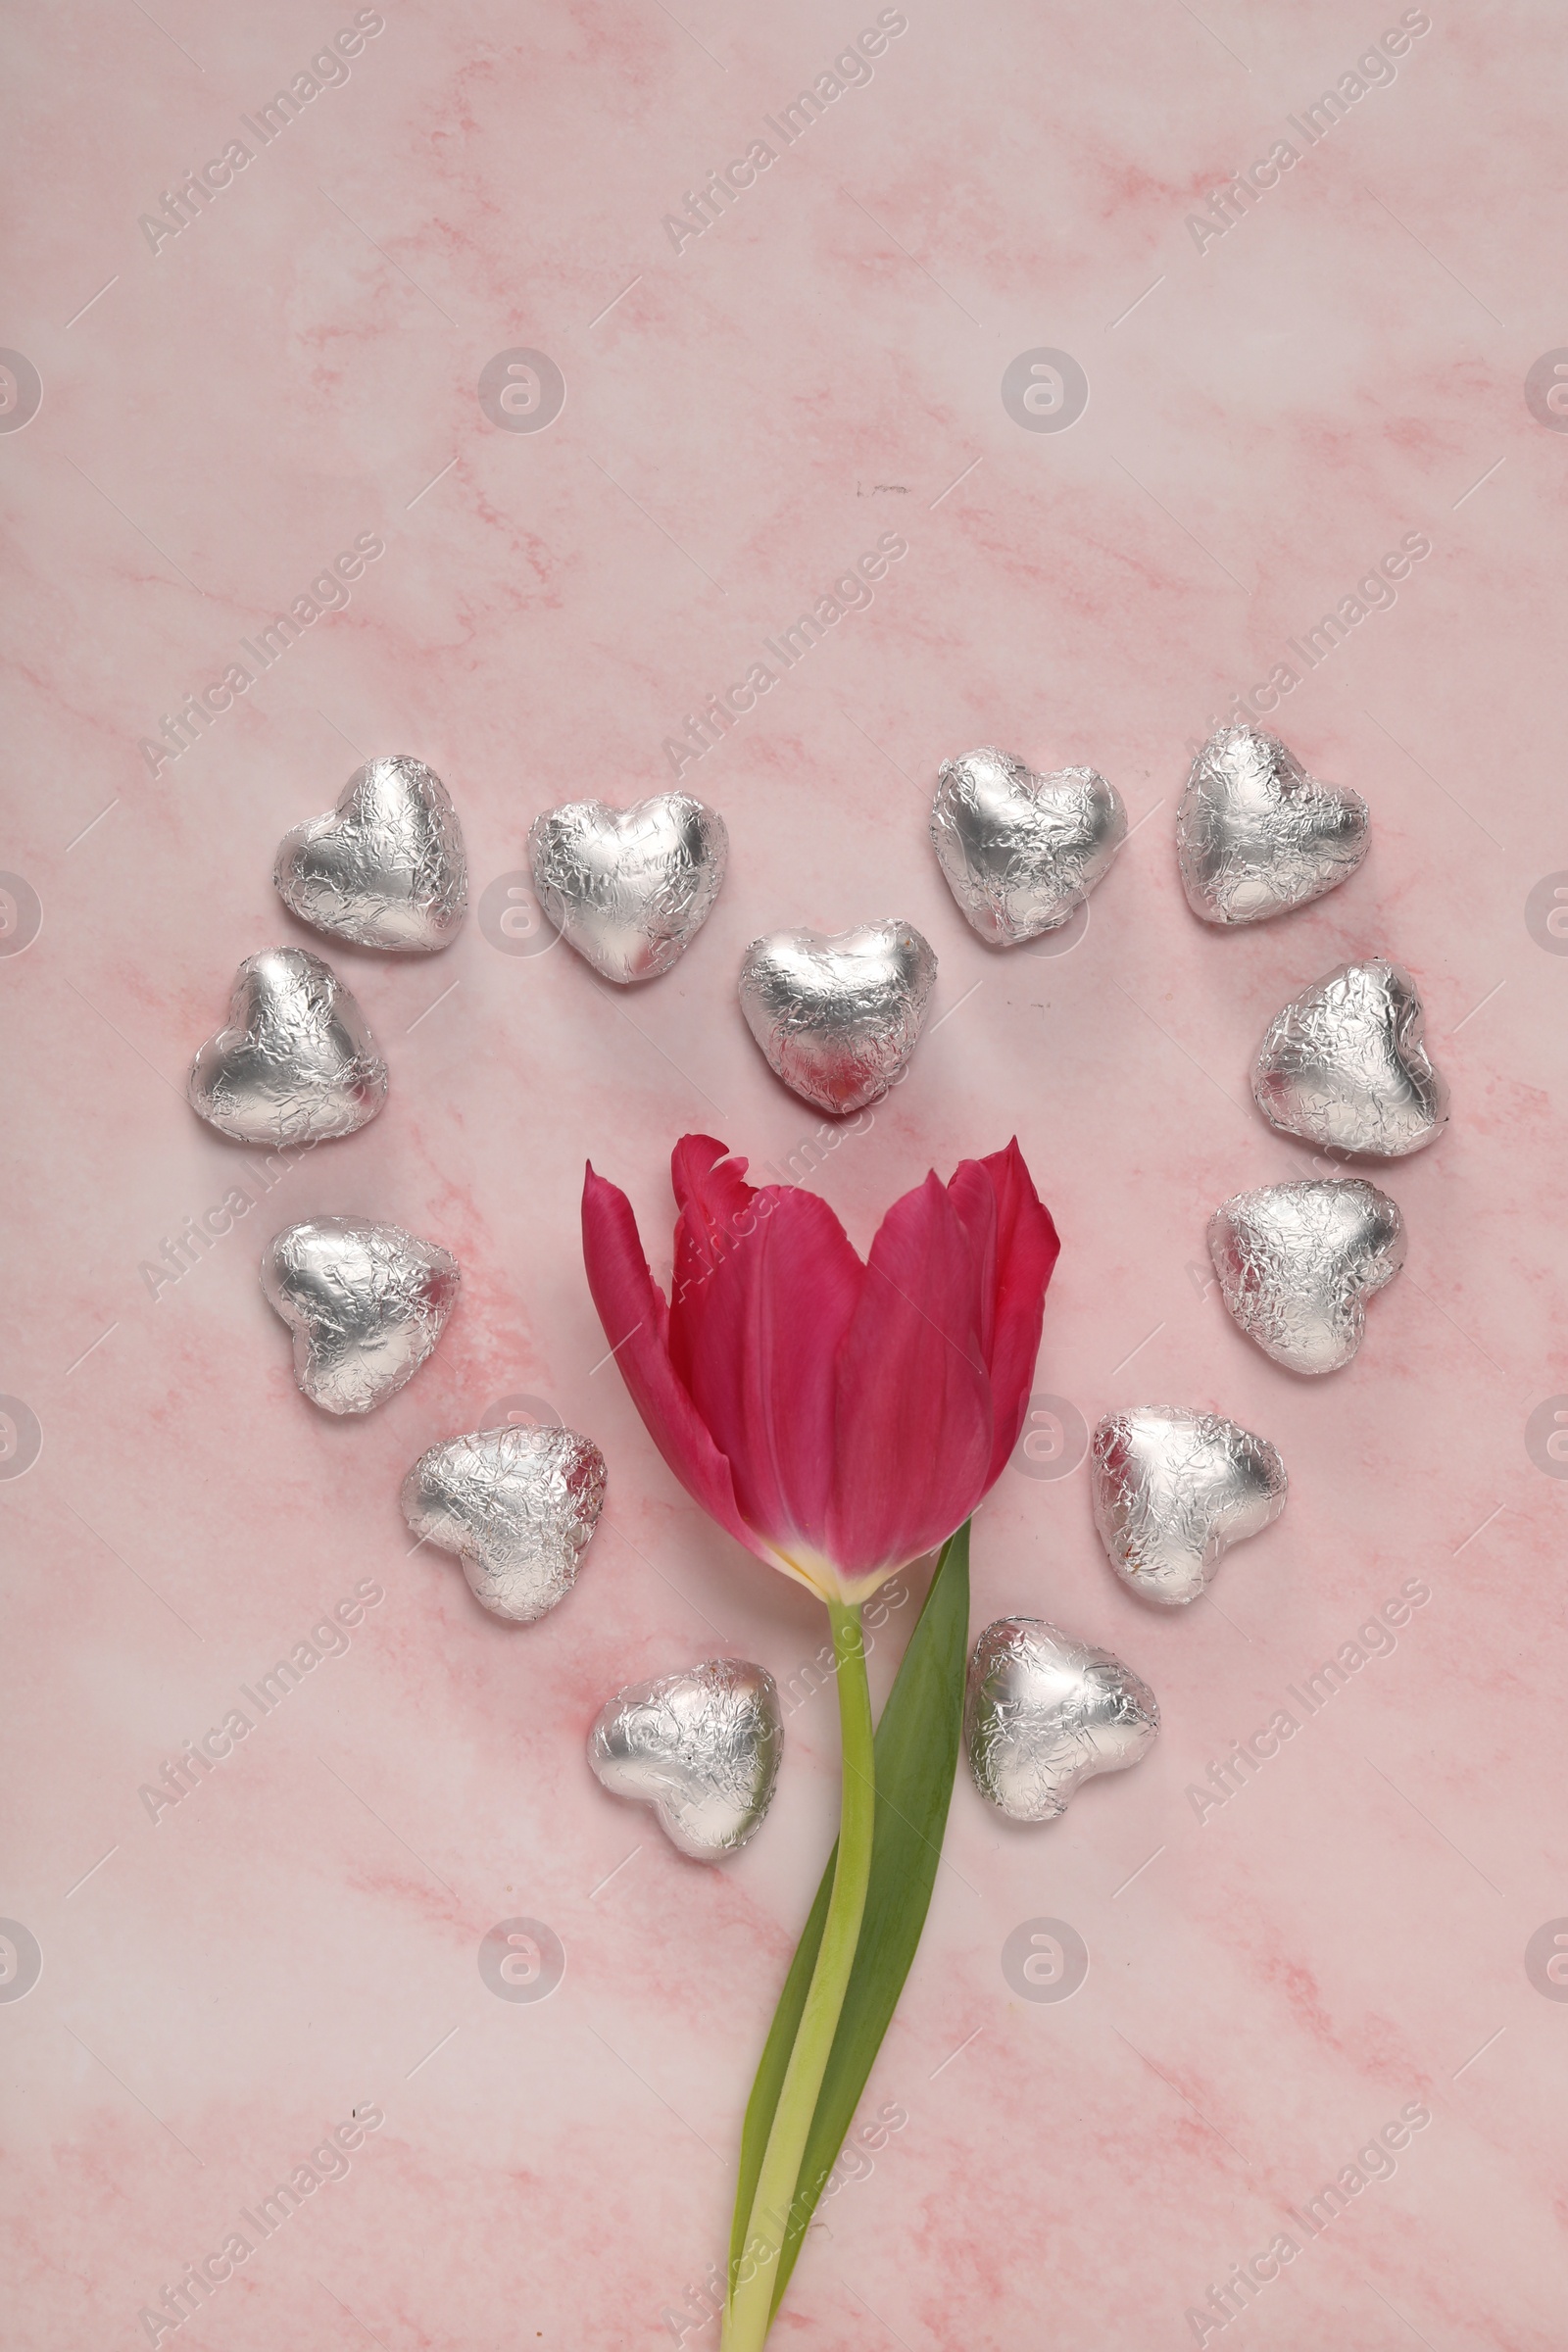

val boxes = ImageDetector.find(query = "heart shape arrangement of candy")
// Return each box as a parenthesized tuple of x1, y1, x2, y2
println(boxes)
(183, 701, 1447, 2351)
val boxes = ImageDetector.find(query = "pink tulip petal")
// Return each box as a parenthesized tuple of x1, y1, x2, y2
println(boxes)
(824, 1170, 994, 1574)
(669, 1132, 754, 1243)
(951, 1141, 1061, 1484)
(666, 1138, 864, 1548)
(580, 1164, 759, 1557)
(947, 1158, 999, 1363)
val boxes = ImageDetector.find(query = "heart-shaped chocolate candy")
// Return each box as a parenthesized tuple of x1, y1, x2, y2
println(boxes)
(965, 1618, 1158, 1822)
(1091, 1407, 1288, 1606)
(1252, 958, 1448, 1157)
(261, 1216, 460, 1414)
(1207, 1178, 1404, 1375)
(1177, 726, 1369, 925)
(273, 755, 467, 953)
(401, 1425, 606, 1622)
(188, 948, 388, 1147)
(528, 793, 727, 984)
(931, 747, 1127, 945)
(737, 919, 937, 1114)
(587, 1658, 782, 1859)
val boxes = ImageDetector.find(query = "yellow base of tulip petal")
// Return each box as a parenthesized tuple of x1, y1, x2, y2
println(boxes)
(763, 1541, 916, 1609)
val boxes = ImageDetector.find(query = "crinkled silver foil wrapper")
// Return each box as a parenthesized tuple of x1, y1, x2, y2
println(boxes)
(401, 1425, 606, 1622)
(1091, 1406, 1288, 1606)
(930, 747, 1127, 945)
(261, 1216, 461, 1414)
(528, 793, 727, 984)
(587, 1657, 782, 1859)
(1207, 1178, 1404, 1375)
(965, 1617, 1158, 1823)
(1177, 726, 1369, 925)
(273, 755, 467, 953)
(738, 918, 937, 1115)
(188, 947, 388, 1147)
(1252, 957, 1448, 1157)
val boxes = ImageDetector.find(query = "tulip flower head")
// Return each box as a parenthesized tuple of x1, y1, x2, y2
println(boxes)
(582, 1134, 1059, 1604)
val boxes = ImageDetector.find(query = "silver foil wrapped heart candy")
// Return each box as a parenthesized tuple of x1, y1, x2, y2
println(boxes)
(1252, 958, 1448, 1157)
(188, 947, 388, 1146)
(738, 919, 937, 1115)
(588, 1659, 782, 1860)
(1091, 1407, 1288, 1606)
(1207, 1178, 1404, 1375)
(1177, 726, 1369, 925)
(965, 1619, 1158, 1823)
(401, 1425, 606, 1622)
(273, 755, 467, 953)
(930, 748, 1127, 945)
(527, 793, 727, 983)
(261, 1217, 461, 1414)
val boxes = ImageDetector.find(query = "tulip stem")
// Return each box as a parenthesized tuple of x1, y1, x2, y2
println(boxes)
(722, 1601, 875, 2351)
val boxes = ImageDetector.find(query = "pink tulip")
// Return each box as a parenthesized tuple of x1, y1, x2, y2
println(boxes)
(581, 1134, 1060, 1603)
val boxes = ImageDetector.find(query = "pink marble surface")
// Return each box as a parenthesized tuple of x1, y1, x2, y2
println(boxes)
(5, 2, 1567, 2344)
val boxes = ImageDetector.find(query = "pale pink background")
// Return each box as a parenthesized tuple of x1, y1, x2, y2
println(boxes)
(4, 2, 1567, 2345)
